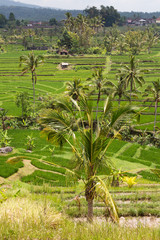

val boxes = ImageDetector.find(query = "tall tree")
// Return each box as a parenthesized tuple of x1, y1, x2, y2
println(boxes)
(104, 25, 120, 54)
(84, 6, 99, 18)
(9, 12, 16, 22)
(65, 12, 75, 32)
(144, 27, 159, 54)
(112, 77, 130, 105)
(39, 95, 136, 222)
(0, 14, 7, 28)
(118, 55, 146, 101)
(100, 6, 120, 27)
(91, 67, 107, 119)
(144, 80, 160, 132)
(125, 30, 145, 55)
(115, 34, 127, 55)
(19, 52, 44, 113)
(64, 13, 94, 51)
(49, 18, 58, 26)
(65, 79, 86, 100)
(87, 60, 112, 120)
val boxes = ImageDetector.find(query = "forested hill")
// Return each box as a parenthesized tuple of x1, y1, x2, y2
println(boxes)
(120, 11, 160, 19)
(0, 1, 160, 21)
(0, 6, 83, 21)
(0, 0, 39, 8)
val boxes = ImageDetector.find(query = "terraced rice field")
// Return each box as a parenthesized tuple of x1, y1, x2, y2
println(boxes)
(0, 44, 160, 219)
(0, 129, 159, 186)
(1, 44, 160, 129)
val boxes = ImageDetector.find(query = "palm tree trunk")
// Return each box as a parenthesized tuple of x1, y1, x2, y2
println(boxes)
(96, 89, 101, 120)
(2, 117, 5, 131)
(130, 79, 133, 103)
(118, 96, 121, 106)
(87, 199, 93, 222)
(85, 178, 94, 222)
(32, 72, 35, 114)
(154, 100, 158, 132)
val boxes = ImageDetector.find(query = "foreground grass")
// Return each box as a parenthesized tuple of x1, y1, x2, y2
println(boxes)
(0, 181, 160, 239)
(0, 194, 160, 240)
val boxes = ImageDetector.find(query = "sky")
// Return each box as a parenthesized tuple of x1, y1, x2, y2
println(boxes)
(15, 0, 160, 12)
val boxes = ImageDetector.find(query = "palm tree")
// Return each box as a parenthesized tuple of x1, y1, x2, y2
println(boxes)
(144, 27, 159, 54)
(87, 67, 105, 120)
(112, 77, 130, 105)
(65, 79, 86, 101)
(115, 34, 127, 55)
(125, 30, 145, 55)
(144, 80, 160, 132)
(118, 55, 146, 102)
(88, 64, 112, 120)
(39, 95, 136, 222)
(65, 12, 75, 32)
(19, 51, 44, 113)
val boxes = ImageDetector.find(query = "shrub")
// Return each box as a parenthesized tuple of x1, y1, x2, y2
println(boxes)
(0, 130, 11, 147)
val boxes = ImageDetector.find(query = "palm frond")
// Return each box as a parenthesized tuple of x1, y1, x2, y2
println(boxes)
(95, 176, 119, 223)
(104, 96, 112, 115)
(110, 105, 136, 127)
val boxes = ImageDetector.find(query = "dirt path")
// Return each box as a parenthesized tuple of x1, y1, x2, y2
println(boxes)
(0, 159, 36, 185)
(7, 160, 37, 182)
(0, 159, 65, 185)
(0, 177, 4, 185)
(74, 216, 160, 228)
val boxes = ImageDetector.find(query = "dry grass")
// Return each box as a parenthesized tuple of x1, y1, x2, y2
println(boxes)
(0, 191, 160, 239)
(0, 197, 63, 239)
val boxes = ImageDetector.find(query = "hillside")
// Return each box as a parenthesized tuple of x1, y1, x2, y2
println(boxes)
(0, 0, 39, 8)
(0, 0, 82, 21)
(0, 6, 83, 21)
(0, 0, 160, 21)
(120, 11, 160, 19)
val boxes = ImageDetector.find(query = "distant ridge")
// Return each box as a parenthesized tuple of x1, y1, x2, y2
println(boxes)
(0, 0, 160, 21)
(120, 11, 160, 19)
(0, 6, 83, 21)
(0, 0, 40, 8)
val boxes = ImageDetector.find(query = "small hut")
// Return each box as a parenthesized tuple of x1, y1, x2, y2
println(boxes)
(57, 50, 69, 55)
(61, 62, 69, 69)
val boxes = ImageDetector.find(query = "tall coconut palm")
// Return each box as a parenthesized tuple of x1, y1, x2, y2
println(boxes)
(39, 95, 136, 222)
(87, 67, 107, 120)
(115, 34, 127, 55)
(112, 77, 130, 105)
(144, 79, 160, 132)
(87, 59, 112, 120)
(118, 55, 146, 102)
(65, 79, 87, 101)
(65, 12, 75, 32)
(125, 30, 145, 55)
(144, 28, 159, 54)
(19, 51, 44, 113)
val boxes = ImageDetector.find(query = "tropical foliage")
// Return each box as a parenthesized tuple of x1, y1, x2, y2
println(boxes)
(39, 94, 137, 221)
(144, 80, 160, 131)
(19, 52, 44, 112)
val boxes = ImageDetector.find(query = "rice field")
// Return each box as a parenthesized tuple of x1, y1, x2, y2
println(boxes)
(0, 43, 160, 222)
(1, 43, 160, 129)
